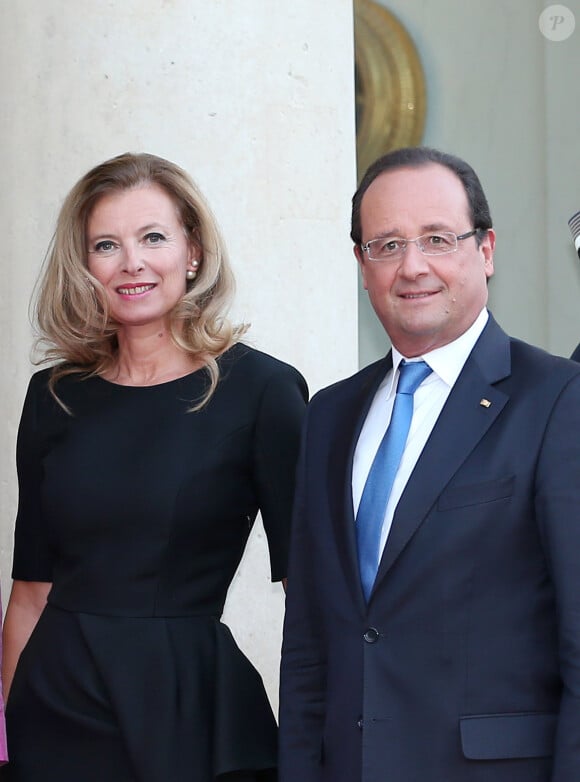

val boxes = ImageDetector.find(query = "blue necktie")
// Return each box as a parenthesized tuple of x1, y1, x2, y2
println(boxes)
(356, 360, 432, 601)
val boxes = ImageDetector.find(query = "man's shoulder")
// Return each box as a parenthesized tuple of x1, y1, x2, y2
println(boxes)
(310, 356, 388, 409)
(508, 335, 580, 380)
(477, 316, 580, 386)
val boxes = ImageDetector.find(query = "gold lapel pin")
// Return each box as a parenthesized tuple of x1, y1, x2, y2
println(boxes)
(479, 398, 491, 408)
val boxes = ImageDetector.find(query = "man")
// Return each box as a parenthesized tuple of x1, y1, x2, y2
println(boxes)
(279, 147, 580, 782)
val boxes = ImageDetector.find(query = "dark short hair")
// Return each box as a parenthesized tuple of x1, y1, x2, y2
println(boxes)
(351, 146, 493, 245)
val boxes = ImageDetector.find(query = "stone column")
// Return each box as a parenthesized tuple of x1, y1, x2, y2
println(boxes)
(0, 0, 358, 710)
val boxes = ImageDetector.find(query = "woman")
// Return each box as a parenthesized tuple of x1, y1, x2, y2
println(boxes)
(1, 152, 308, 781)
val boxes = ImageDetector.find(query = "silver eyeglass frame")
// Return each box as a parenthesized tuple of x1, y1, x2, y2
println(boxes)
(361, 229, 479, 262)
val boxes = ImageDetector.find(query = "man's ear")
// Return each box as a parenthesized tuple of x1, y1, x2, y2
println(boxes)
(480, 228, 495, 280)
(354, 244, 369, 290)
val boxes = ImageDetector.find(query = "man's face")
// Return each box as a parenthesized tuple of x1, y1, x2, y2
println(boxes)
(354, 163, 495, 357)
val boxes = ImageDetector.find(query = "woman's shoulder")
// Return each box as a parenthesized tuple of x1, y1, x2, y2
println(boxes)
(28, 363, 92, 388)
(221, 342, 303, 379)
(24, 364, 102, 415)
(23, 365, 59, 404)
(219, 343, 308, 400)
(26, 365, 50, 386)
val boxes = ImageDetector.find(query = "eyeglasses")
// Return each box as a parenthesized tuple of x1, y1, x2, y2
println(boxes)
(361, 229, 479, 262)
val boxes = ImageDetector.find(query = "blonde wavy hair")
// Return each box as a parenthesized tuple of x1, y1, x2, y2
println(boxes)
(34, 152, 247, 409)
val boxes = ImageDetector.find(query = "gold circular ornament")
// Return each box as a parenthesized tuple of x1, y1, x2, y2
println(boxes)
(354, 0, 426, 182)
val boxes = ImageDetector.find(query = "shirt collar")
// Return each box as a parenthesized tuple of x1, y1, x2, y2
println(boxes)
(385, 308, 489, 396)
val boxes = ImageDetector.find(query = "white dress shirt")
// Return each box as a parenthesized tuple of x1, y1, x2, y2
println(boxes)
(352, 308, 489, 556)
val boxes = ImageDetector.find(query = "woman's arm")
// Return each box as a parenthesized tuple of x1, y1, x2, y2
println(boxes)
(2, 580, 51, 702)
(253, 364, 308, 583)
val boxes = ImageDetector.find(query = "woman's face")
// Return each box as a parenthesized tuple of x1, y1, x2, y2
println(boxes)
(86, 184, 199, 332)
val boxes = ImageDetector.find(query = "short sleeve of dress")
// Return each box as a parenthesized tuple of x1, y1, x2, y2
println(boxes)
(11, 371, 56, 582)
(253, 364, 308, 582)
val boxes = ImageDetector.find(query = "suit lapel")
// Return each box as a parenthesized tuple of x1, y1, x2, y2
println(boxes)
(327, 354, 393, 612)
(372, 317, 512, 594)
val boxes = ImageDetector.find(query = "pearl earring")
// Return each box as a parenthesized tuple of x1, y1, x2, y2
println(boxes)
(186, 259, 200, 281)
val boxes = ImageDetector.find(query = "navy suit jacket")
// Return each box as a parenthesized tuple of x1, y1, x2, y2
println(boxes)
(279, 316, 580, 782)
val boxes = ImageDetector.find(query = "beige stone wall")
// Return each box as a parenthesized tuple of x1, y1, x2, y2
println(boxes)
(0, 0, 358, 711)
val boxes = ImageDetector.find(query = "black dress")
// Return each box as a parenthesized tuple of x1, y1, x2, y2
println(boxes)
(3, 344, 308, 782)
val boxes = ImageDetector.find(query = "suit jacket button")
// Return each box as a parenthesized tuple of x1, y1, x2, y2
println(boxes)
(363, 627, 379, 643)
(357, 717, 364, 729)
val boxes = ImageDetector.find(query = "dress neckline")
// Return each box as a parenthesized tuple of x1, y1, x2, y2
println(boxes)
(93, 364, 206, 390)
(91, 344, 240, 390)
